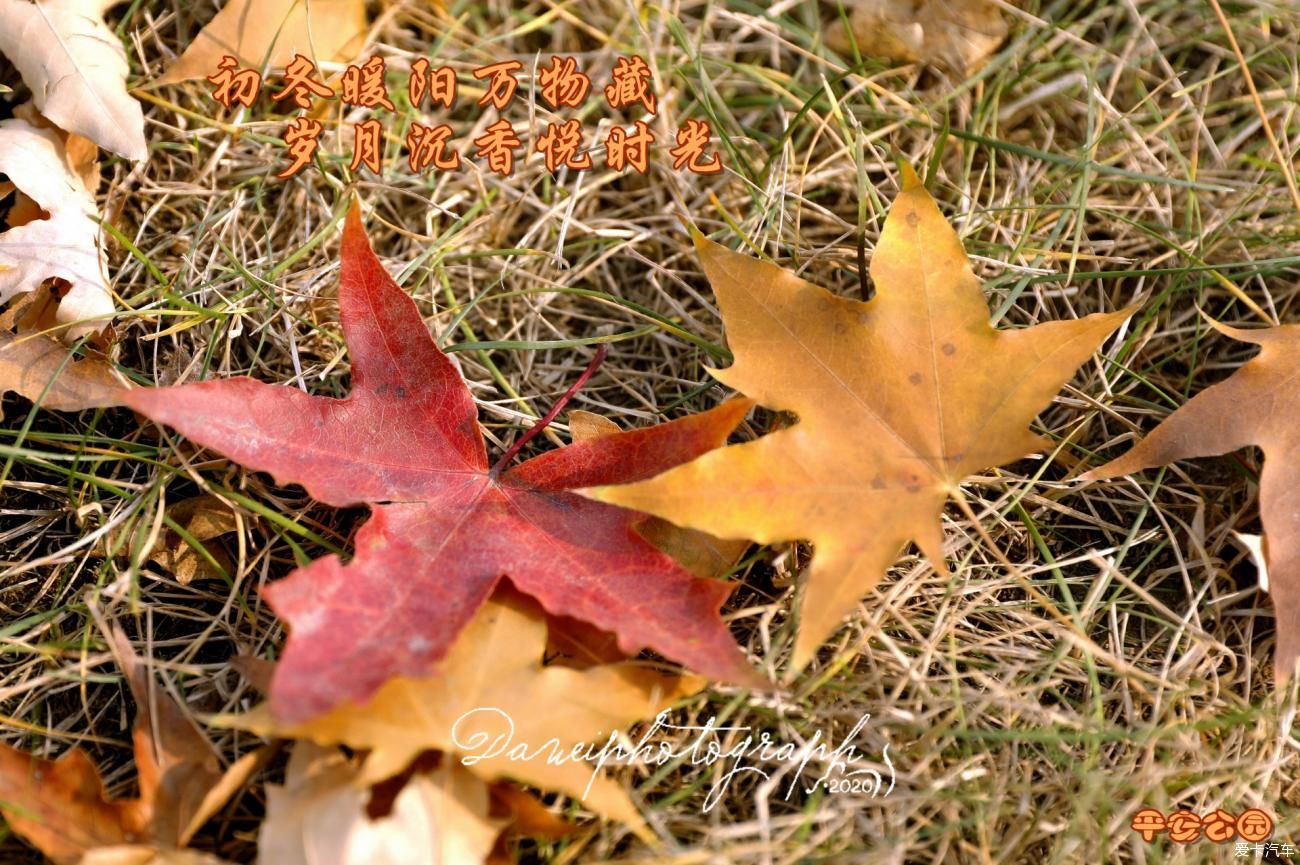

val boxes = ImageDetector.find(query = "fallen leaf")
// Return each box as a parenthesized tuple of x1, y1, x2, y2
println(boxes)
(105, 627, 225, 848)
(0, 330, 125, 412)
(487, 783, 574, 842)
(0, 112, 115, 336)
(98, 495, 241, 585)
(569, 409, 751, 580)
(13, 101, 102, 193)
(215, 590, 703, 831)
(145, 495, 240, 585)
(590, 165, 1133, 673)
(161, 0, 368, 84)
(0, 0, 147, 159)
(258, 743, 506, 865)
(123, 201, 761, 724)
(826, 0, 1008, 75)
(1083, 320, 1300, 682)
(0, 629, 233, 864)
(0, 746, 148, 865)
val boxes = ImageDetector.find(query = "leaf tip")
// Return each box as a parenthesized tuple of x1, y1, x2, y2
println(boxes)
(898, 160, 924, 191)
(1077, 460, 1120, 484)
(689, 224, 715, 256)
(344, 198, 364, 236)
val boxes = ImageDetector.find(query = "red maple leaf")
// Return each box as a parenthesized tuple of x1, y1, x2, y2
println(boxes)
(125, 204, 762, 722)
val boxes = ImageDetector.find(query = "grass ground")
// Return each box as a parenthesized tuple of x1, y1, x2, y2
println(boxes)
(3, 0, 1300, 862)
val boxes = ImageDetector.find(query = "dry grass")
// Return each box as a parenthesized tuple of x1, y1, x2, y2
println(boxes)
(3, 0, 1300, 862)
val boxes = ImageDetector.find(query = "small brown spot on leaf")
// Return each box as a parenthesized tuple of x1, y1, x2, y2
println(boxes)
(942, 342, 956, 356)
(906, 211, 920, 227)
(909, 372, 923, 385)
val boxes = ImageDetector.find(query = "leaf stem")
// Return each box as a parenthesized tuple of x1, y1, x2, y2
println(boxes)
(488, 344, 609, 478)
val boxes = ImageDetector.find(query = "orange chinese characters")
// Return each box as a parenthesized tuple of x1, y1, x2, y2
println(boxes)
(1202, 809, 1237, 843)
(350, 119, 384, 174)
(605, 120, 654, 174)
(409, 58, 430, 105)
(604, 54, 655, 113)
(669, 119, 722, 175)
(1130, 808, 1165, 842)
(342, 56, 395, 111)
(1236, 809, 1273, 842)
(411, 59, 457, 109)
(272, 54, 335, 110)
(538, 56, 590, 110)
(473, 60, 522, 110)
(407, 123, 459, 173)
(429, 65, 457, 108)
(473, 119, 522, 176)
(536, 119, 591, 172)
(277, 117, 324, 179)
(207, 55, 261, 109)
(1165, 810, 1201, 844)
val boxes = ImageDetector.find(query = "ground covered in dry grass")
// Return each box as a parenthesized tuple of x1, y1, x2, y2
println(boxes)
(3, 0, 1300, 862)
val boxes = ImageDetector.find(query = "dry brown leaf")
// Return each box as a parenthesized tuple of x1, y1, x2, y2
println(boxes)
(214, 589, 703, 834)
(590, 165, 1133, 672)
(149, 495, 240, 585)
(1, 283, 61, 335)
(259, 744, 505, 865)
(569, 409, 751, 579)
(0, 330, 125, 412)
(827, 0, 1008, 75)
(99, 495, 242, 585)
(0, 111, 115, 336)
(105, 627, 226, 848)
(487, 783, 574, 842)
(0, 746, 149, 865)
(0, 0, 147, 159)
(0, 629, 236, 864)
(1083, 320, 1300, 683)
(161, 0, 368, 84)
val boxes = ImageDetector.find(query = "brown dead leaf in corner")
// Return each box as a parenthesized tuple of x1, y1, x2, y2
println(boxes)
(827, 0, 1008, 75)
(0, 629, 244, 865)
(1083, 320, 1300, 686)
(161, 0, 368, 84)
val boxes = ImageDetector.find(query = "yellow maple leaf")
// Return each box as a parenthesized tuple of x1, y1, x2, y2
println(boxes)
(589, 165, 1134, 674)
